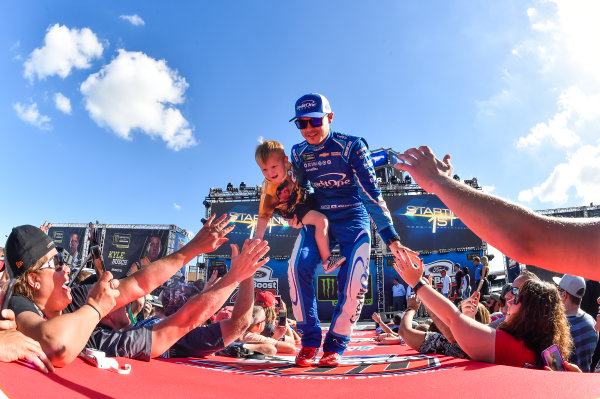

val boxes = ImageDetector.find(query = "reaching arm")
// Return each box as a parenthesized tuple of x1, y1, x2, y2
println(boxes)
(149, 239, 269, 356)
(14, 272, 120, 367)
(397, 305, 425, 350)
(395, 146, 600, 281)
(254, 217, 268, 241)
(372, 312, 395, 335)
(393, 251, 496, 364)
(115, 215, 235, 308)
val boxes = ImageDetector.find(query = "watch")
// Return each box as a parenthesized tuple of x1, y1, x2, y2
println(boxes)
(413, 281, 425, 293)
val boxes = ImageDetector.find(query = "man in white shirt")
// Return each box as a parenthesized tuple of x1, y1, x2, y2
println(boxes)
(441, 270, 451, 298)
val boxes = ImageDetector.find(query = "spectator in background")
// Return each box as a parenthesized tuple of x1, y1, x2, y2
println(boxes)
(238, 306, 296, 356)
(553, 274, 598, 372)
(451, 263, 463, 303)
(472, 257, 483, 293)
(479, 256, 490, 295)
(394, 254, 573, 368)
(255, 291, 297, 344)
(392, 278, 406, 311)
(440, 270, 450, 298)
(461, 266, 471, 298)
(485, 293, 502, 314)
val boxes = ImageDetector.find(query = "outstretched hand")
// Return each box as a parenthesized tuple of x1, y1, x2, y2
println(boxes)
(228, 239, 270, 283)
(0, 330, 54, 373)
(394, 146, 453, 193)
(39, 221, 52, 234)
(461, 292, 480, 319)
(190, 214, 236, 254)
(392, 247, 424, 287)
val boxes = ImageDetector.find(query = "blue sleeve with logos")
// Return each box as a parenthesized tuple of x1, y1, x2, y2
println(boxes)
(349, 138, 398, 243)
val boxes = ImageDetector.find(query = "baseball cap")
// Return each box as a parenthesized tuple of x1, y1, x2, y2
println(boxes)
(289, 93, 332, 122)
(552, 274, 586, 298)
(5, 225, 56, 278)
(255, 291, 278, 307)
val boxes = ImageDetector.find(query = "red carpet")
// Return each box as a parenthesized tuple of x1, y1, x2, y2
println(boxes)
(0, 330, 598, 398)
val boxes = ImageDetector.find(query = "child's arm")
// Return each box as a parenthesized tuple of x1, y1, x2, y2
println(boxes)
(254, 217, 269, 240)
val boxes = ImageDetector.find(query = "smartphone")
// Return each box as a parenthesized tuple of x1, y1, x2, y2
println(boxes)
(274, 295, 282, 306)
(0, 279, 15, 319)
(278, 309, 287, 326)
(542, 344, 566, 371)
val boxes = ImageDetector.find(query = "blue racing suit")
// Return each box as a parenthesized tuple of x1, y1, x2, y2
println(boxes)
(288, 131, 399, 354)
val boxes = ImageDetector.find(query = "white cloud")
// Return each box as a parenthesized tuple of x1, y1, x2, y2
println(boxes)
(173, 203, 181, 210)
(24, 24, 104, 81)
(13, 102, 51, 130)
(120, 14, 145, 26)
(518, 143, 600, 204)
(517, 111, 578, 148)
(517, 86, 600, 149)
(80, 49, 195, 151)
(54, 93, 72, 114)
(258, 136, 264, 144)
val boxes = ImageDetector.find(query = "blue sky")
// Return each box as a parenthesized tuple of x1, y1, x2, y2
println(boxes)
(2, 0, 599, 264)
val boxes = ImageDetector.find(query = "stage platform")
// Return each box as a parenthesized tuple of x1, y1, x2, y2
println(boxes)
(0, 329, 598, 398)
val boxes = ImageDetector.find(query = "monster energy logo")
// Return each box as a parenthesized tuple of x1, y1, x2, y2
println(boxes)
(317, 275, 373, 305)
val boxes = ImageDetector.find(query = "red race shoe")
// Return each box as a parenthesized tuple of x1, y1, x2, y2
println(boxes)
(295, 346, 319, 367)
(318, 351, 341, 367)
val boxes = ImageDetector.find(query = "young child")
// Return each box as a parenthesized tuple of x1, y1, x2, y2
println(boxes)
(254, 140, 345, 273)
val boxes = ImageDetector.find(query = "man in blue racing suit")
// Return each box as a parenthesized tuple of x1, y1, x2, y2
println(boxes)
(287, 93, 417, 367)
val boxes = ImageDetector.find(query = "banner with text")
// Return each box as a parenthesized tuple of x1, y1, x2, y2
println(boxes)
(102, 228, 170, 279)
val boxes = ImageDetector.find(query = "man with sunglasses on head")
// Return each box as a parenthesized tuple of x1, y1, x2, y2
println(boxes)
(287, 93, 416, 367)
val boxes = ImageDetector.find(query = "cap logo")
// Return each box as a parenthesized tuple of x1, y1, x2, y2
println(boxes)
(16, 261, 23, 269)
(297, 99, 317, 111)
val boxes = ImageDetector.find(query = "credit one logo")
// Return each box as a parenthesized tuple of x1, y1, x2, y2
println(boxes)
(312, 173, 351, 188)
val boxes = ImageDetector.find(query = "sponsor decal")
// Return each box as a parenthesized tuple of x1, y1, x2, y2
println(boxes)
(112, 233, 131, 249)
(16, 261, 23, 269)
(297, 99, 317, 111)
(233, 265, 280, 303)
(319, 152, 330, 158)
(303, 153, 316, 162)
(177, 354, 442, 378)
(344, 141, 352, 158)
(317, 274, 373, 305)
(331, 152, 342, 156)
(52, 231, 64, 243)
(312, 173, 351, 189)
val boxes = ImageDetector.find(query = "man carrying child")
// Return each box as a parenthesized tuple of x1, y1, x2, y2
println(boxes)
(285, 93, 417, 367)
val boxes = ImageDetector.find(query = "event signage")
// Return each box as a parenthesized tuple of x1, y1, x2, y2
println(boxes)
(209, 201, 300, 258)
(48, 226, 87, 268)
(102, 228, 169, 279)
(386, 194, 483, 251)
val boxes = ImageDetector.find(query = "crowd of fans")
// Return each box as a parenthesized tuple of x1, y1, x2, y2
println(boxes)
(1, 219, 599, 376)
(0, 145, 599, 381)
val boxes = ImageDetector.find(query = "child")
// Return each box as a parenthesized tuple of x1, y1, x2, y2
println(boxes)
(254, 140, 345, 273)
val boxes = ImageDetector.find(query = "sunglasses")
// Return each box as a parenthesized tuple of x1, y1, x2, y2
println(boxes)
(294, 116, 325, 129)
(512, 286, 520, 305)
(38, 256, 66, 272)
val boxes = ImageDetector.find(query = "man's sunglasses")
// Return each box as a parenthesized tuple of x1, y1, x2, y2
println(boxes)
(294, 116, 325, 130)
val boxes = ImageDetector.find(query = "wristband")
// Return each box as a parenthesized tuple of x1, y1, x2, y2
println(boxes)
(405, 306, 417, 313)
(412, 281, 425, 293)
(386, 235, 401, 247)
(86, 303, 102, 321)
